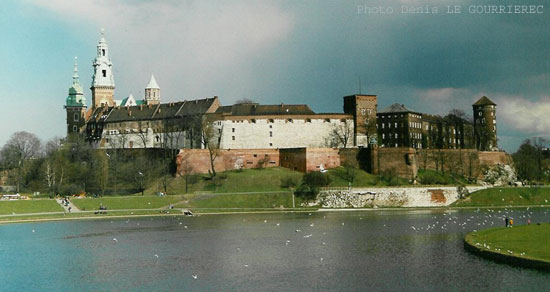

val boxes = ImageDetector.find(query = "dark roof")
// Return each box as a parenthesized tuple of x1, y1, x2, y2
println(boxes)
(89, 97, 218, 123)
(473, 96, 496, 106)
(378, 103, 416, 114)
(215, 103, 315, 116)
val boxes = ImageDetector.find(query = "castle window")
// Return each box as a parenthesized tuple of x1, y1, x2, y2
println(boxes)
(102, 49, 105, 56)
(74, 114, 79, 122)
(269, 125, 272, 129)
(306, 118, 311, 123)
(72, 125, 77, 132)
(102, 70, 106, 78)
(324, 118, 331, 123)
(269, 143, 273, 146)
(367, 109, 372, 115)
(232, 136, 235, 141)
(106, 138, 110, 144)
(155, 135, 160, 143)
(287, 119, 293, 123)
(232, 128, 235, 133)
(478, 112, 482, 116)
(269, 131, 272, 137)
(361, 109, 366, 115)
(395, 122, 397, 128)
(382, 123, 384, 129)
(395, 133, 398, 138)
(251, 119, 256, 123)
(382, 134, 385, 139)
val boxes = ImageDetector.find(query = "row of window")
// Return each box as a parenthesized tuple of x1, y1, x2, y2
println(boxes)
(230, 118, 346, 124)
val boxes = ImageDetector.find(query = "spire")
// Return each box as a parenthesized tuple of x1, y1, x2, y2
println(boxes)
(92, 29, 115, 88)
(66, 56, 86, 107)
(72, 56, 79, 84)
(146, 74, 160, 89)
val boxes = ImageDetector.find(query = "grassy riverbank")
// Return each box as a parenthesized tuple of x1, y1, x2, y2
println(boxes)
(465, 224, 550, 266)
(0, 199, 64, 215)
(453, 187, 550, 207)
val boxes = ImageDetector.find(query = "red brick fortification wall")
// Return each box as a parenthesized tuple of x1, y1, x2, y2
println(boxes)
(280, 148, 307, 172)
(176, 149, 279, 175)
(372, 147, 418, 179)
(415, 149, 481, 175)
(305, 148, 340, 172)
(478, 151, 512, 166)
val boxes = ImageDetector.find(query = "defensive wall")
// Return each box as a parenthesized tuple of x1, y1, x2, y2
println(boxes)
(175, 146, 512, 179)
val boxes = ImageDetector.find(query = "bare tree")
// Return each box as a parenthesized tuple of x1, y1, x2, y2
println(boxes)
(43, 137, 65, 196)
(1, 131, 41, 192)
(200, 115, 222, 178)
(325, 120, 353, 148)
(135, 121, 150, 148)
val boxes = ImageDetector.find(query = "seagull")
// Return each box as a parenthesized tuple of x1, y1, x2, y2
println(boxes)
(32, 229, 35, 233)
(295, 229, 302, 232)
(154, 254, 159, 258)
(192, 274, 198, 279)
(244, 264, 249, 267)
(276, 223, 280, 226)
(310, 223, 314, 227)
(264, 220, 268, 223)
(304, 234, 312, 238)
(341, 222, 345, 226)
(113, 238, 118, 242)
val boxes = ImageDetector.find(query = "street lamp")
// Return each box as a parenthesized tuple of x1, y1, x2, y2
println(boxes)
(138, 171, 144, 196)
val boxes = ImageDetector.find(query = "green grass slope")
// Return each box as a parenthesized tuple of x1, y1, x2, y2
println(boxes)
(453, 187, 550, 207)
(0, 200, 64, 215)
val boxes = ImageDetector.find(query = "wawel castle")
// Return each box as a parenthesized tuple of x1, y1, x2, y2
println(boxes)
(65, 31, 498, 153)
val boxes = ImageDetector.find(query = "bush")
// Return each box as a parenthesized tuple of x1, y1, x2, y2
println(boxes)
(296, 172, 331, 199)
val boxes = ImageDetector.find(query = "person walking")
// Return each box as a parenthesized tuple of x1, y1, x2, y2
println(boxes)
(505, 216, 509, 227)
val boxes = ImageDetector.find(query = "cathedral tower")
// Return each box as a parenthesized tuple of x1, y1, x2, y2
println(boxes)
(65, 57, 87, 135)
(473, 96, 497, 151)
(91, 29, 115, 108)
(144, 74, 160, 105)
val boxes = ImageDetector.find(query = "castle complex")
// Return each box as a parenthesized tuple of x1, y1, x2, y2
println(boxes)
(65, 31, 498, 155)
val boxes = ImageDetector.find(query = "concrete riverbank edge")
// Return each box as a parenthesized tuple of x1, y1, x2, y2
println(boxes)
(463, 235, 550, 272)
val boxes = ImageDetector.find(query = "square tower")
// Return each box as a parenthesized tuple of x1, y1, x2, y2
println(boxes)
(343, 94, 378, 147)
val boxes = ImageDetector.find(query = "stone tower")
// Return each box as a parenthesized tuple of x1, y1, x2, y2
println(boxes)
(144, 74, 160, 105)
(91, 29, 115, 108)
(473, 96, 497, 151)
(65, 57, 87, 135)
(343, 94, 378, 147)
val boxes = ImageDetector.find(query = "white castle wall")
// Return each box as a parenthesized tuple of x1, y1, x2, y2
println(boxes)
(217, 117, 353, 149)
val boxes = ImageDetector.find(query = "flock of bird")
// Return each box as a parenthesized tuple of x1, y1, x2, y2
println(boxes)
(36, 207, 549, 282)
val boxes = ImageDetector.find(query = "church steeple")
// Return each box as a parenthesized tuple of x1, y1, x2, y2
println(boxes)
(65, 56, 88, 136)
(91, 29, 115, 108)
(66, 57, 86, 107)
(144, 74, 161, 105)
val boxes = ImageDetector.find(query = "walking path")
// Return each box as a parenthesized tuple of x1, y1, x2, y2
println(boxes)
(55, 198, 82, 213)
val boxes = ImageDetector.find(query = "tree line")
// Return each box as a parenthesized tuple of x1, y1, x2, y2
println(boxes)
(0, 131, 175, 196)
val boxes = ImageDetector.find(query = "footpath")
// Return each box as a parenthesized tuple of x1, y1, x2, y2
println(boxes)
(55, 198, 82, 213)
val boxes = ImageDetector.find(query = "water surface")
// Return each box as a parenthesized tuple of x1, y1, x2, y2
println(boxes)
(1, 208, 548, 291)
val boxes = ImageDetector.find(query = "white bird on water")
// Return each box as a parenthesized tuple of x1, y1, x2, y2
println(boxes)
(154, 254, 159, 258)
(192, 274, 198, 279)
(113, 238, 118, 242)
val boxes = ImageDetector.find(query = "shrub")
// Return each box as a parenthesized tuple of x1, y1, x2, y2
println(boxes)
(296, 172, 331, 199)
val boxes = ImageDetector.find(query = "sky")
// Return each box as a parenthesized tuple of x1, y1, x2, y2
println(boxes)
(1, 0, 549, 152)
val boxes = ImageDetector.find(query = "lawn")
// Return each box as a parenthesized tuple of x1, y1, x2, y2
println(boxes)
(163, 167, 304, 194)
(417, 169, 469, 185)
(186, 192, 308, 209)
(0, 199, 64, 215)
(465, 224, 550, 262)
(71, 195, 186, 211)
(452, 187, 550, 207)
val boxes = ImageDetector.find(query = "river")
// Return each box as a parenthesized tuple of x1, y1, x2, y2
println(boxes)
(1, 208, 548, 291)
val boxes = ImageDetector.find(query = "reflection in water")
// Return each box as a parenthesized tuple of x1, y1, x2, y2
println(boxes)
(0, 208, 549, 291)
